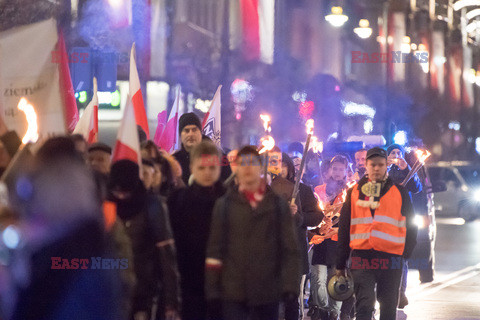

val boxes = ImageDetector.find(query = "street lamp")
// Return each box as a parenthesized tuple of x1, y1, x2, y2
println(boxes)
(354, 19, 373, 39)
(325, 7, 349, 27)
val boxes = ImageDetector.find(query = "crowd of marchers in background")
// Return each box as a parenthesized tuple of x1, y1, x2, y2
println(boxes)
(0, 111, 425, 320)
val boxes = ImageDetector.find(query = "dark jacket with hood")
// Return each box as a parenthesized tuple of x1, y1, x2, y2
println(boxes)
(205, 186, 301, 305)
(271, 153, 324, 274)
(108, 160, 180, 316)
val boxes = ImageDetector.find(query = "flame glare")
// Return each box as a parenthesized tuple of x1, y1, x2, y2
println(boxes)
(17, 98, 39, 144)
(260, 114, 271, 133)
(259, 135, 275, 154)
(310, 136, 323, 153)
(306, 119, 314, 135)
(415, 149, 431, 164)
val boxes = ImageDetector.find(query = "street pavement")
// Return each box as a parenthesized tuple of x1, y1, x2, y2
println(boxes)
(303, 218, 480, 320)
(397, 218, 480, 319)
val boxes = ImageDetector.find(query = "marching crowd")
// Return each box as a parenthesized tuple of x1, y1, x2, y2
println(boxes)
(0, 112, 424, 320)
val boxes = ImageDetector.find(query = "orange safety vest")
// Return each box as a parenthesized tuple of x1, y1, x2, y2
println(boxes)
(314, 184, 344, 242)
(349, 184, 406, 255)
(102, 201, 117, 232)
(314, 184, 344, 206)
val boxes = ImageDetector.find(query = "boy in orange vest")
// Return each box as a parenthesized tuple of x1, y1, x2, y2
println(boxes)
(336, 147, 417, 320)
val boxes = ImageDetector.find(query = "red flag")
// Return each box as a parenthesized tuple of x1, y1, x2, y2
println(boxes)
(112, 98, 141, 166)
(157, 89, 180, 153)
(58, 31, 79, 132)
(73, 78, 98, 144)
(130, 43, 150, 139)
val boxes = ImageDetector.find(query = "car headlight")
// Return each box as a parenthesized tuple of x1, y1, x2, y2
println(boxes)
(414, 215, 427, 229)
(474, 189, 480, 202)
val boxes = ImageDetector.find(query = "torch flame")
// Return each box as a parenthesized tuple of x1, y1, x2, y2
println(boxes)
(17, 98, 39, 144)
(306, 119, 314, 135)
(415, 149, 431, 164)
(310, 136, 323, 153)
(258, 135, 275, 154)
(347, 180, 357, 189)
(260, 114, 271, 133)
(318, 200, 326, 211)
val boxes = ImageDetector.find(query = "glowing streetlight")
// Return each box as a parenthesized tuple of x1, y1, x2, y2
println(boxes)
(354, 19, 372, 39)
(325, 7, 349, 28)
(401, 36, 411, 53)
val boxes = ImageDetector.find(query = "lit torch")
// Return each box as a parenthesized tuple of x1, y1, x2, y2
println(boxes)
(17, 98, 39, 144)
(0, 98, 39, 182)
(260, 114, 272, 133)
(291, 119, 314, 205)
(310, 136, 323, 154)
(400, 149, 431, 186)
(259, 114, 275, 178)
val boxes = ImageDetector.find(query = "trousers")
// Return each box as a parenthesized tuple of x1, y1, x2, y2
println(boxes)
(351, 264, 403, 320)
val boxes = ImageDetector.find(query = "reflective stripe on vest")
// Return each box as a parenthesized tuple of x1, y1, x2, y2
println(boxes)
(349, 184, 406, 255)
(351, 217, 373, 225)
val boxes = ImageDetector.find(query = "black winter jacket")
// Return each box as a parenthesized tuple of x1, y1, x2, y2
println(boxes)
(168, 182, 226, 294)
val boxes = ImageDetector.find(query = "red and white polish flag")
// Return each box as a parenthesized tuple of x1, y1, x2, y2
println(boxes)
(112, 97, 141, 166)
(130, 43, 150, 139)
(202, 85, 222, 147)
(73, 78, 98, 144)
(156, 88, 180, 153)
(237, 0, 275, 64)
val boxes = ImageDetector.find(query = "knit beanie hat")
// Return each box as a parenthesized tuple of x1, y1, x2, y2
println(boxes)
(387, 144, 405, 156)
(179, 112, 201, 134)
(108, 160, 141, 192)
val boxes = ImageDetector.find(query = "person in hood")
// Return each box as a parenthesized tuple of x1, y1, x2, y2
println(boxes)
(168, 141, 226, 320)
(386, 144, 422, 310)
(108, 160, 180, 320)
(173, 113, 231, 185)
(386, 144, 422, 195)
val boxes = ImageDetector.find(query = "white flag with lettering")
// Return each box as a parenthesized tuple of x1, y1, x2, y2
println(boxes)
(202, 85, 222, 147)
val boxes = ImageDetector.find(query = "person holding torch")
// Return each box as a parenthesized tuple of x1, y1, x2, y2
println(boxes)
(386, 144, 422, 195)
(386, 144, 423, 310)
(309, 155, 353, 320)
